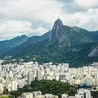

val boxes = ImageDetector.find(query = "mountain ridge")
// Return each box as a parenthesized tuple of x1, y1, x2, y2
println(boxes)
(1, 19, 98, 67)
(0, 31, 51, 58)
(0, 35, 29, 56)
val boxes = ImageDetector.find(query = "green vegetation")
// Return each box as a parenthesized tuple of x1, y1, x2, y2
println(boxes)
(2, 38, 98, 67)
(11, 40, 98, 67)
(9, 80, 77, 98)
(0, 35, 28, 56)
(0, 95, 9, 98)
(1, 26, 98, 67)
(91, 91, 98, 98)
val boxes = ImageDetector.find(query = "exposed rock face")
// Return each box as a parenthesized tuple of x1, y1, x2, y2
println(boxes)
(49, 19, 92, 45)
(49, 18, 63, 41)
(88, 48, 98, 57)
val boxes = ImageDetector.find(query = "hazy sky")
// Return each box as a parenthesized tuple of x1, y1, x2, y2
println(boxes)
(0, 0, 98, 40)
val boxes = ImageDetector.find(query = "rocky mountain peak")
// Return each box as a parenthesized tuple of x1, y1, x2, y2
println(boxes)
(88, 48, 98, 57)
(49, 18, 63, 41)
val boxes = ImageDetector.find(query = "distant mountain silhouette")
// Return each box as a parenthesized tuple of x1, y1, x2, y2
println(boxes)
(0, 35, 28, 55)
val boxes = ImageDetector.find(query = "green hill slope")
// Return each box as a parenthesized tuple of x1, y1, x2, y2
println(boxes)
(2, 19, 98, 67)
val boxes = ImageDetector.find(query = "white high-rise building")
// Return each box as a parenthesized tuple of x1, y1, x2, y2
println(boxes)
(35, 95, 45, 98)
(11, 81, 18, 91)
(37, 70, 42, 81)
(22, 92, 33, 98)
(9, 71, 13, 78)
(62, 63, 69, 72)
(45, 94, 58, 98)
(62, 94, 68, 98)
(78, 89, 91, 98)
(77, 68, 83, 75)
(68, 68, 77, 75)
(28, 71, 35, 84)
(0, 83, 3, 94)
(33, 91, 42, 97)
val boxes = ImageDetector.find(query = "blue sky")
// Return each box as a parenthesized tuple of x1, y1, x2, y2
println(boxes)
(0, 0, 98, 40)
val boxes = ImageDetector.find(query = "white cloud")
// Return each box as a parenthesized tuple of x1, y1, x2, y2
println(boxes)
(0, 0, 62, 22)
(75, 0, 98, 9)
(0, 0, 98, 40)
(0, 20, 32, 33)
(0, 20, 48, 40)
(60, 8, 98, 31)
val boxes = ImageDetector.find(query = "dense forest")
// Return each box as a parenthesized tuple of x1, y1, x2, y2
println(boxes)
(3, 80, 98, 98)
(9, 80, 77, 98)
